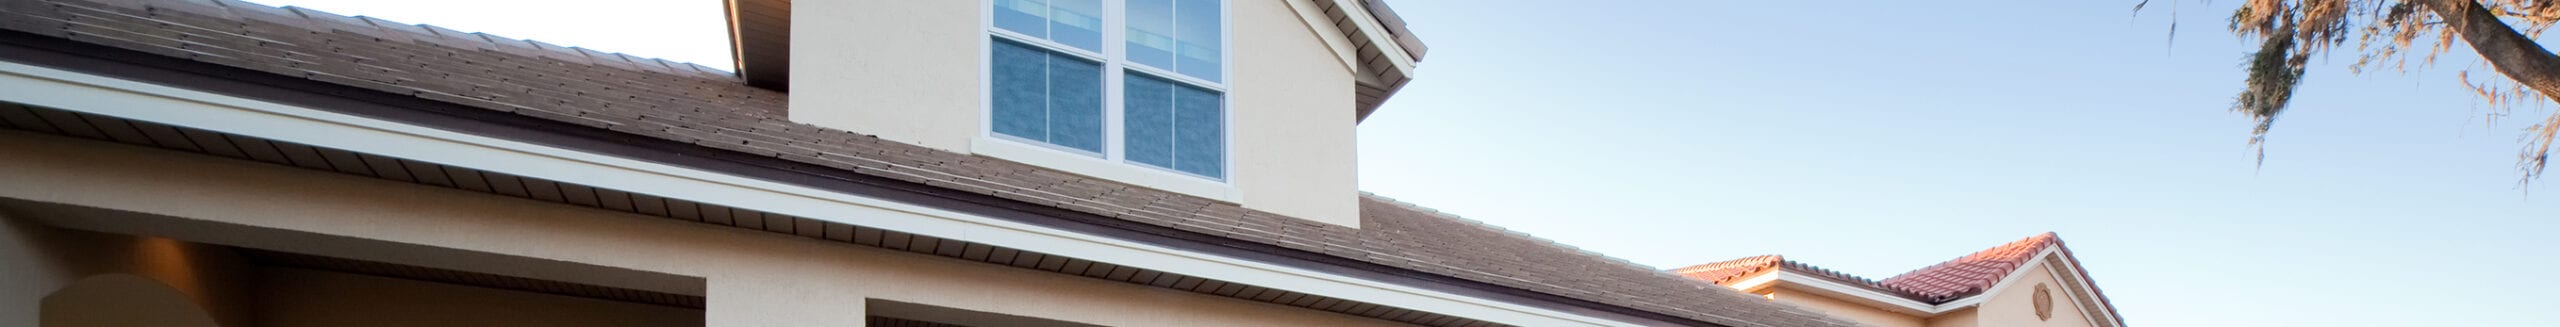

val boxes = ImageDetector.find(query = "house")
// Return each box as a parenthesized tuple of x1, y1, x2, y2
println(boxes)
(1671, 233, 2128, 327)
(0, 0, 1879, 326)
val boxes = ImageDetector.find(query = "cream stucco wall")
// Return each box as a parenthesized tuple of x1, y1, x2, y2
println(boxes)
(0, 131, 1409, 327)
(257, 268, 702, 327)
(0, 212, 255, 327)
(789, 0, 1361, 227)
(1927, 307, 1980, 327)
(1971, 265, 2097, 327)
(789, 0, 979, 152)
(1770, 286, 1926, 327)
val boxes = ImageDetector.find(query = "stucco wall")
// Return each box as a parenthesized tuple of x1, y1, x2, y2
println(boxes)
(0, 213, 256, 327)
(1770, 287, 1925, 327)
(789, 0, 1361, 227)
(256, 268, 701, 327)
(0, 131, 1407, 327)
(1972, 265, 2097, 327)
(1927, 307, 1980, 327)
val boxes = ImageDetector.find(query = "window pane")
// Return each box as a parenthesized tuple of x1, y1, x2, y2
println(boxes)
(1048, 0, 1103, 51)
(1125, 0, 1176, 70)
(1173, 0, 1220, 82)
(993, 0, 1048, 38)
(1124, 74, 1175, 168)
(991, 39, 1047, 141)
(991, 38, 1104, 153)
(1172, 83, 1223, 177)
(1123, 72, 1223, 179)
(1047, 55, 1105, 152)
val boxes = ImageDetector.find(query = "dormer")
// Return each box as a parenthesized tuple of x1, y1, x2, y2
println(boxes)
(726, 0, 1423, 227)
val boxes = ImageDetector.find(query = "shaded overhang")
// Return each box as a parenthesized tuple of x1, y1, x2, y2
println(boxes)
(720, 0, 1424, 122)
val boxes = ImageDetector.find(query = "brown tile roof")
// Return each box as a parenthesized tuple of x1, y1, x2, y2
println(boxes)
(0, 1, 1861, 326)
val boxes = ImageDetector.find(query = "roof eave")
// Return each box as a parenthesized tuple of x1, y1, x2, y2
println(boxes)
(1337, 0, 1424, 123)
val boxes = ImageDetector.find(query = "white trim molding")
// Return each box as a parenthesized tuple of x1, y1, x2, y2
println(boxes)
(0, 58, 1649, 326)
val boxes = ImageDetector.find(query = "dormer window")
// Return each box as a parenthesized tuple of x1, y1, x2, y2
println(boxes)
(986, 0, 1228, 180)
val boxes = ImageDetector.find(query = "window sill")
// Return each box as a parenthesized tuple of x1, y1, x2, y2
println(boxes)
(970, 136, 1242, 203)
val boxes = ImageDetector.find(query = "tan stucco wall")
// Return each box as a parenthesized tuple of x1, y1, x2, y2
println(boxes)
(256, 268, 701, 327)
(1770, 286, 1925, 327)
(0, 212, 255, 327)
(789, 0, 1361, 227)
(1972, 265, 2097, 327)
(789, 0, 979, 152)
(0, 131, 1407, 327)
(1224, 0, 1361, 227)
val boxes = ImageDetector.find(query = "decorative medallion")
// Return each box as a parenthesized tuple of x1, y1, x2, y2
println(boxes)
(2032, 283, 2054, 321)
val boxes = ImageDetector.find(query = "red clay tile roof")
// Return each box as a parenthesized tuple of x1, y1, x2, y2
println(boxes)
(0, 1, 1863, 326)
(1674, 233, 2095, 303)
(1670, 254, 1782, 284)
(1878, 232, 2062, 301)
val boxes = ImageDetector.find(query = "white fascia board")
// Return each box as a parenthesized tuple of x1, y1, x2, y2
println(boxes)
(1726, 270, 1782, 292)
(2045, 249, 2125, 327)
(0, 60, 1645, 327)
(1327, 0, 1418, 74)
(1284, 0, 1362, 75)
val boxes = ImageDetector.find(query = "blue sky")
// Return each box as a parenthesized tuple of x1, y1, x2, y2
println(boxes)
(246, 0, 2560, 325)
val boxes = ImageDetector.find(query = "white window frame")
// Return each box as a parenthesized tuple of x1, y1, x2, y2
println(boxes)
(977, 0, 1235, 185)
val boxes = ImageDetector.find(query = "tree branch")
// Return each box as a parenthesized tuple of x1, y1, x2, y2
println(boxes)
(2428, 0, 2560, 182)
(2432, 0, 2560, 103)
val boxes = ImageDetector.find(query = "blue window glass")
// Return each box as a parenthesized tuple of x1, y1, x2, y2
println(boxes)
(1124, 72, 1223, 178)
(991, 38, 1105, 153)
(1172, 0, 1220, 81)
(1126, 0, 1219, 82)
(994, 0, 1103, 52)
(1171, 81, 1222, 177)
(1124, 73, 1176, 167)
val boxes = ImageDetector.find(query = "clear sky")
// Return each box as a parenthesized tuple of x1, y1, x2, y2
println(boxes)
(245, 0, 2560, 326)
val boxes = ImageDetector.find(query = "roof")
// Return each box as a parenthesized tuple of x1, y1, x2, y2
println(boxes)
(1670, 254, 1781, 284)
(0, 1, 1850, 326)
(1879, 232, 2062, 301)
(1672, 233, 2126, 324)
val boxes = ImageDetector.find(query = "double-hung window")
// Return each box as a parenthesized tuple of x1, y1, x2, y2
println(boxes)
(988, 0, 1228, 180)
